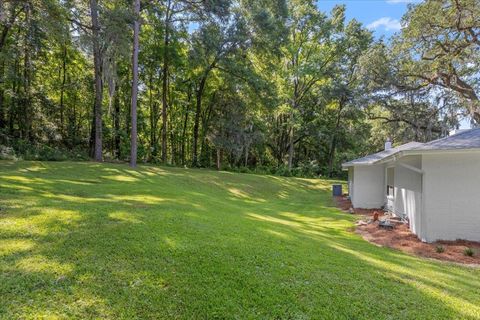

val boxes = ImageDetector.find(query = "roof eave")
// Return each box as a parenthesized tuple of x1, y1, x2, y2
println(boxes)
(376, 147, 480, 164)
(341, 161, 379, 168)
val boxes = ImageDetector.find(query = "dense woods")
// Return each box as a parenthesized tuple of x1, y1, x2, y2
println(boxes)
(0, 0, 478, 177)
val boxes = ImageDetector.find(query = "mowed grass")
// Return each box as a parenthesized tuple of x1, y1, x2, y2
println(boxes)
(0, 161, 479, 319)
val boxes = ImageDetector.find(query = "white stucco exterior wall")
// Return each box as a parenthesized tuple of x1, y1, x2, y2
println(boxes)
(392, 156, 423, 236)
(351, 165, 385, 209)
(348, 167, 354, 201)
(422, 152, 480, 242)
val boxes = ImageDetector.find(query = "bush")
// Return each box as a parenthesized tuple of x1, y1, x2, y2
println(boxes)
(237, 166, 251, 174)
(464, 247, 475, 257)
(291, 167, 302, 177)
(275, 165, 291, 177)
(0, 145, 18, 160)
(221, 163, 325, 179)
(295, 161, 321, 178)
(5, 139, 89, 161)
(38, 145, 68, 161)
(253, 165, 270, 175)
(435, 245, 445, 253)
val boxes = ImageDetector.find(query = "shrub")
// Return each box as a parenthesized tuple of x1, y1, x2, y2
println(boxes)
(435, 245, 445, 253)
(291, 167, 302, 177)
(253, 165, 269, 175)
(275, 165, 291, 177)
(38, 145, 68, 161)
(0, 145, 18, 160)
(464, 247, 475, 257)
(238, 166, 251, 174)
(7, 139, 88, 161)
(295, 161, 321, 178)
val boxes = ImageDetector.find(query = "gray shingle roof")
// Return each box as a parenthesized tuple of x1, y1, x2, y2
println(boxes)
(342, 142, 424, 166)
(411, 128, 480, 151)
(342, 128, 480, 167)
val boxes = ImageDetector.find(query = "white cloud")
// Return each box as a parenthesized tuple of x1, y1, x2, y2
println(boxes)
(367, 17, 402, 31)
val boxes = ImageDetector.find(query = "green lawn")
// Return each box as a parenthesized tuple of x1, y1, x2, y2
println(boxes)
(0, 161, 479, 319)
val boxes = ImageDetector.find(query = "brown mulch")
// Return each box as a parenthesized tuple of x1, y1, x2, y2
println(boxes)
(334, 195, 379, 215)
(334, 195, 480, 265)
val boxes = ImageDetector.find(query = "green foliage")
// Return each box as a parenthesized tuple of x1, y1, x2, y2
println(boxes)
(6, 139, 89, 161)
(0, 0, 467, 177)
(464, 247, 475, 257)
(222, 162, 321, 178)
(360, 0, 480, 124)
(436, 245, 445, 253)
(0, 145, 17, 160)
(274, 165, 292, 177)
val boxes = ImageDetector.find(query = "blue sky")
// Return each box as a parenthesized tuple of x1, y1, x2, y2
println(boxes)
(316, 0, 420, 39)
(317, 0, 472, 129)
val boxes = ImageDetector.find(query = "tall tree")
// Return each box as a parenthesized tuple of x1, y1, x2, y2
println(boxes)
(130, 0, 140, 167)
(325, 17, 372, 177)
(0, 0, 469, 177)
(189, 16, 247, 166)
(393, 0, 480, 123)
(279, 1, 340, 170)
(90, 0, 103, 161)
(160, 0, 172, 164)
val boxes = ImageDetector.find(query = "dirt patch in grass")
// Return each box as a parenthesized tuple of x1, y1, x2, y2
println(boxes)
(333, 195, 379, 215)
(334, 196, 480, 266)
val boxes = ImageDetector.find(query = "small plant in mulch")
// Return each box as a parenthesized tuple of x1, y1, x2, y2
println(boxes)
(464, 247, 475, 257)
(435, 245, 445, 253)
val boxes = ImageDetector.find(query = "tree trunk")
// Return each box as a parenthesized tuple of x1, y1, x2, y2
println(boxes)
(59, 44, 67, 136)
(68, 94, 78, 147)
(199, 99, 213, 165)
(192, 76, 207, 166)
(327, 98, 345, 177)
(125, 68, 131, 143)
(181, 93, 190, 165)
(23, 2, 32, 141)
(114, 90, 121, 159)
(161, 0, 171, 163)
(0, 1, 11, 128)
(0, 60, 5, 130)
(287, 126, 294, 170)
(90, 0, 103, 162)
(148, 73, 157, 158)
(192, 60, 217, 167)
(469, 100, 480, 124)
(287, 82, 299, 171)
(216, 148, 223, 170)
(130, 0, 140, 167)
(244, 145, 248, 167)
(170, 131, 176, 164)
(89, 106, 95, 158)
(9, 58, 18, 134)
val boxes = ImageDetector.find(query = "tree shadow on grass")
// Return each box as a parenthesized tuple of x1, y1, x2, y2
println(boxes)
(1, 161, 480, 319)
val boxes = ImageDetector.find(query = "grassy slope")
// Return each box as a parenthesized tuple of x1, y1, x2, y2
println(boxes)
(0, 161, 479, 320)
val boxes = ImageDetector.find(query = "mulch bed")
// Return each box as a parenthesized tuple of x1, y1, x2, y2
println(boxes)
(334, 195, 480, 266)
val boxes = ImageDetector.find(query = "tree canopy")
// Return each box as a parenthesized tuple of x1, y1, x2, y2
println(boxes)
(0, 0, 477, 177)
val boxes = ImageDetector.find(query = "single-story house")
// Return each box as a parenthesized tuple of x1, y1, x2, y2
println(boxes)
(342, 128, 480, 243)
